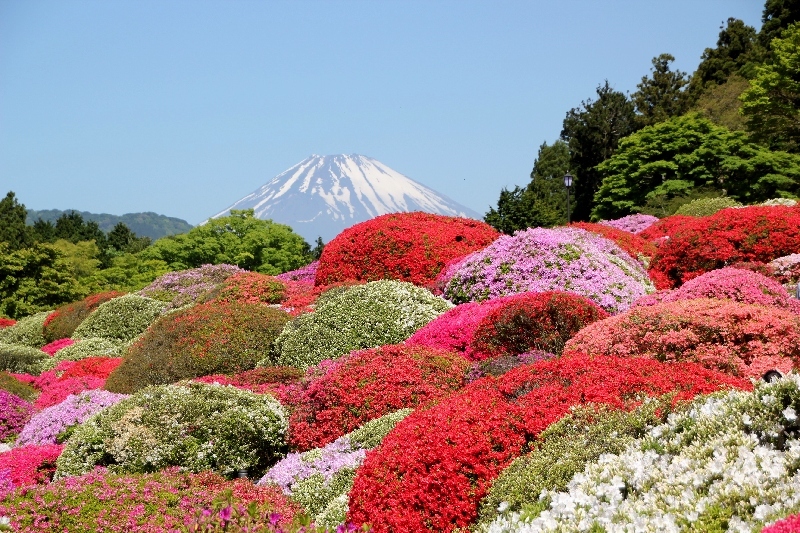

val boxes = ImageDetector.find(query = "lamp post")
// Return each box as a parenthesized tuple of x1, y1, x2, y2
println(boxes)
(563, 172, 573, 225)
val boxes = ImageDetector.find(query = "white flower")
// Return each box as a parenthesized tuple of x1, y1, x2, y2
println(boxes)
(782, 406, 797, 422)
(498, 501, 509, 513)
(0, 516, 9, 526)
(741, 413, 752, 426)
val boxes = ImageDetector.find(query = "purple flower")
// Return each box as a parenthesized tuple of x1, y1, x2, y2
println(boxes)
(0, 390, 34, 442)
(276, 261, 318, 283)
(138, 264, 246, 309)
(218, 506, 232, 522)
(598, 213, 659, 234)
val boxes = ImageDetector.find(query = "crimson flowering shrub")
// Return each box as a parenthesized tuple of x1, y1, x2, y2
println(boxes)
(285, 344, 471, 451)
(0, 318, 16, 329)
(648, 205, 800, 288)
(470, 291, 609, 359)
(57, 357, 123, 380)
(347, 354, 750, 532)
(104, 301, 291, 394)
(42, 291, 125, 343)
(636, 214, 696, 242)
(315, 212, 499, 287)
(0, 389, 35, 441)
(33, 376, 105, 409)
(40, 338, 75, 356)
(207, 271, 287, 305)
(0, 444, 63, 497)
(570, 222, 657, 262)
(764, 514, 800, 533)
(597, 213, 659, 234)
(0, 467, 303, 533)
(26, 358, 122, 409)
(194, 366, 305, 395)
(565, 298, 800, 378)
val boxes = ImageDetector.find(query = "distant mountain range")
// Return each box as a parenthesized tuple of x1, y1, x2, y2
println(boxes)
(210, 154, 482, 243)
(26, 209, 194, 240)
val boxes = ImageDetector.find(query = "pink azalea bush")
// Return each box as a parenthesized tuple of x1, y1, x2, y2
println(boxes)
(0, 444, 63, 498)
(276, 261, 319, 283)
(598, 213, 660, 234)
(764, 514, 800, 533)
(39, 338, 75, 356)
(0, 389, 35, 442)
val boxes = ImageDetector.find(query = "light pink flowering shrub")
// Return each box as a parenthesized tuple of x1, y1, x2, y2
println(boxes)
(598, 213, 660, 234)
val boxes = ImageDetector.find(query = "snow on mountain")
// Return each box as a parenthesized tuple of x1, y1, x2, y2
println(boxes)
(210, 154, 482, 243)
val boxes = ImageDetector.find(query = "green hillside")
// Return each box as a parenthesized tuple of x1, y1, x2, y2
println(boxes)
(26, 209, 194, 240)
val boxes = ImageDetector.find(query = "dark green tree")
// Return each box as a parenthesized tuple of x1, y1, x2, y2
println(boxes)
(30, 218, 56, 243)
(560, 82, 638, 222)
(631, 54, 691, 127)
(310, 237, 325, 260)
(106, 222, 151, 254)
(52, 211, 108, 248)
(760, 0, 800, 48)
(0, 192, 32, 251)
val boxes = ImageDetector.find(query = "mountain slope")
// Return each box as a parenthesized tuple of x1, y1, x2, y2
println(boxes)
(26, 209, 194, 240)
(211, 154, 481, 243)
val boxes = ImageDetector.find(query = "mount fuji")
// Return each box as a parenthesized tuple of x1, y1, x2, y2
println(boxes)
(210, 154, 482, 243)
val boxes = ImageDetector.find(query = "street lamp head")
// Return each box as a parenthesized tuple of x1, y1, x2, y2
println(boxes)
(563, 172, 573, 188)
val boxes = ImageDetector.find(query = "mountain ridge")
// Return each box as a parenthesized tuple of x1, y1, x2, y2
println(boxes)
(26, 209, 194, 240)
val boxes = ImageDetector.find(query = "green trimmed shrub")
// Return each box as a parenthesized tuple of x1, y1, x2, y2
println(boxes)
(674, 196, 743, 217)
(45, 337, 125, 370)
(105, 302, 292, 394)
(55, 382, 288, 479)
(0, 311, 49, 348)
(0, 343, 49, 375)
(72, 294, 166, 343)
(0, 370, 38, 401)
(42, 291, 125, 343)
(266, 280, 453, 369)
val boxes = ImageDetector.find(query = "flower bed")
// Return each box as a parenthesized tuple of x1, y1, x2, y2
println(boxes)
(42, 291, 125, 343)
(40, 338, 75, 356)
(636, 214, 696, 242)
(0, 371, 37, 402)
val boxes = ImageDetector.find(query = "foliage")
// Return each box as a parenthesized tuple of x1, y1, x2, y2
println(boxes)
(55, 382, 288, 479)
(630, 53, 691, 127)
(284, 344, 470, 451)
(673, 196, 743, 216)
(72, 294, 165, 343)
(42, 291, 125, 342)
(137, 263, 245, 309)
(560, 81, 639, 221)
(759, 0, 800, 51)
(315, 212, 499, 287)
(0, 311, 48, 348)
(742, 23, 800, 153)
(648, 205, 800, 287)
(267, 280, 452, 369)
(0, 191, 31, 251)
(443, 227, 654, 313)
(570, 221, 657, 262)
(597, 213, 659, 234)
(346, 354, 748, 532)
(592, 114, 800, 221)
(0, 343, 50, 375)
(105, 301, 291, 394)
(0, 389, 35, 442)
(0, 371, 37, 402)
(565, 298, 800, 378)
(140, 209, 312, 274)
(693, 73, 751, 131)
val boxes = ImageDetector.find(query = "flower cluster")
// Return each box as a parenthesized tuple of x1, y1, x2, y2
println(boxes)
(347, 354, 748, 532)
(636, 214, 696, 242)
(17, 389, 128, 446)
(194, 366, 305, 395)
(315, 212, 499, 287)
(0, 389, 34, 441)
(277, 261, 319, 283)
(55, 382, 288, 479)
(0, 318, 16, 329)
(570, 222, 657, 263)
(268, 280, 452, 369)
(597, 213, 659, 234)
(105, 301, 291, 394)
(42, 291, 125, 342)
(764, 514, 800, 533)
(443, 227, 654, 314)
(137, 263, 246, 309)
(565, 298, 800, 378)
(285, 344, 470, 451)
(40, 338, 75, 356)
(0, 444, 63, 497)
(33, 376, 105, 409)
(487, 375, 800, 532)
(72, 294, 166, 343)
(771, 253, 800, 286)
(210, 272, 287, 305)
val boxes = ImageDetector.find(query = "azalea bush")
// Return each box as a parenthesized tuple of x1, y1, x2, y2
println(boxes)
(315, 212, 499, 287)
(764, 514, 800, 533)
(465, 351, 555, 383)
(674, 196, 743, 216)
(487, 375, 800, 532)
(72, 294, 166, 343)
(648, 205, 800, 288)
(137, 263, 246, 309)
(267, 280, 452, 369)
(771, 254, 800, 285)
(443, 227, 654, 314)
(597, 213, 659, 234)
(0, 389, 35, 442)
(636, 214, 696, 242)
(105, 301, 291, 394)
(0, 311, 49, 348)
(0, 343, 49, 375)
(40, 338, 75, 356)
(194, 366, 305, 395)
(55, 382, 288, 479)
(206, 271, 287, 305)
(42, 291, 125, 343)
(570, 222, 657, 263)
(0, 444, 63, 498)
(285, 344, 470, 451)
(347, 354, 748, 532)
(29, 357, 123, 409)
(0, 318, 16, 328)
(45, 337, 123, 369)
(0, 371, 37, 402)
(565, 298, 800, 378)
(277, 261, 319, 283)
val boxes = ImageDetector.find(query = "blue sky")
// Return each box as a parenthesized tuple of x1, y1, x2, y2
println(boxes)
(1, 0, 763, 226)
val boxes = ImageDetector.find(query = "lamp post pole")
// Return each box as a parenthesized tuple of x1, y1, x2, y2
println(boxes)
(563, 172, 573, 225)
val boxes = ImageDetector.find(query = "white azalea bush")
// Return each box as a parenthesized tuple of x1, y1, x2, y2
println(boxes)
(0, 311, 49, 348)
(486, 376, 800, 532)
(265, 280, 453, 369)
(54, 382, 288, 479)
(72, 294, 166, 343)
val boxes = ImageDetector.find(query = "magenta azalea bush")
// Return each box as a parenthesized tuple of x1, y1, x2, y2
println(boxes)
(277, 261, 319, 283)
(16, 390, 128, 446)
(1, 389, 35, 442)
(443, 227, 654, 313)
(598, 213, 659, 234)
(137, 263, 246, 309)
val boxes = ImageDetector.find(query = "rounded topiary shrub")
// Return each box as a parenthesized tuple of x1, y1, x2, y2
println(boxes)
(285, 344, 471, 451)
(204, 271, 286, 305)
(266, 280, 453, 369)
(138, 263, 247, 309)
(0, 311, 50, 348)
(570, 222, 657, 263)
(315, 212, 500, 287)
(346, 354, 749, 532)
(564, 298, 800, 378)
(55, 382, 288, 479)
(0, 371, 38, 402)
(0, 343, 50, 375)
(72, 294, 166, 343)
(674, 196, 743, 217)
(597, 214, 659, 235)
(443, 227, 654, 314)
(42, 291, 125, 343)
(105, 301, 292, 394)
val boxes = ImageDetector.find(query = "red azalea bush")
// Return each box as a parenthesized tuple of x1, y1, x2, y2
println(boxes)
(347, 354, 750, 532)
(0, 444, 63, 494)
(194, 366, 305, 395)
(279, 280, 365, 316)
(571, 222, 657, 262)
(208, 271, 287, 305)
(0, 467, 303, 533)
(564, 298, 800, 378)
(648, 206, 800, 288)
(0, 318, 16, 328)
(56, 357, 123, 380)
(41, 291, 125, 343)
(636, 214, 696, 242)
(764, 514, 800, 533)
(315, 212, 500, 287)
(285, 344, 471, 451)
(470, 291, 610, 359)
(40, 338, 75, 356)
(34, 376, 105, 409)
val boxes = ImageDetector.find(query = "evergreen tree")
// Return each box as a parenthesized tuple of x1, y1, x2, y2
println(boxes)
(0, 191, 31, 251)
(631, 54, 691, 127)
(760, 0, 800, 48)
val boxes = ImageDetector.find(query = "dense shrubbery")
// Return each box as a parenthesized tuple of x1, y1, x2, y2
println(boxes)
(465, 351, 555, 383)
(0, 343, 49, 374)
(42, 291, 125, 343)
(40, 338, 74, 356)
(315, 212, 499, 287)
(284, 344, 470, 451)
(267, 280, 452, 369)
(347, 354, 749, 532)
(55, 382, 288, 479)
(137, 263, 245, 309)
(0, 370, 37, 401)
(71, 294, 165, 343)
(636, 214, 696, 242)
(1, 388, 35, 442)
(206, 271, 287, 305)
(673, 196, 743, 216)
(0, 311, 49, 348)
(764, 514, 800, 533)
(194, 366, 306, 395)
(0, 444, 63, 498)
(648, 205, 800, 288)
(30, 358, 123, 408)
(277, 261, 319, 283)
(443, 227, 654, 313)
(598, 213, 659, 234)
(570, 221, 657, 262)
(565, 298, 800, 378)
(105, 301, 291, 393)
(44, 337, 123, 370)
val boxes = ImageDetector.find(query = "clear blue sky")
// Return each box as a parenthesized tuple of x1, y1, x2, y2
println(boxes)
(0, 0, 764, 226)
